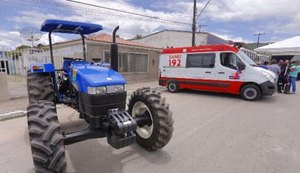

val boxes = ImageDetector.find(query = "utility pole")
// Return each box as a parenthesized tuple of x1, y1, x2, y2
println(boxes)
(192, 0, 212, 46)
(198, 24, 207, 32)
(254, 32, 265, 48)
(192, 0, 197, 46)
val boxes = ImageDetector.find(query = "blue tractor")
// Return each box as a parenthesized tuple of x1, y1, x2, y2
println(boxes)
(26, 19, 174, 173)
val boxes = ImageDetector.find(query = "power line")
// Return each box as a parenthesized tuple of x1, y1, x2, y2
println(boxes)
(2, 0, 191, 26)
(197, 24, 208, 32)
(192, 0, 212, 46)
(65, 0, 191, 26)
(254, 32, 265, 48)
(196, 0, 212, 20)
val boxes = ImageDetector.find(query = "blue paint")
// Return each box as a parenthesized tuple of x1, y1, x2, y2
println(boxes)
(69, 61, 126, 93)
(29, 63, 55, 73)
(41, 19, 103, 34)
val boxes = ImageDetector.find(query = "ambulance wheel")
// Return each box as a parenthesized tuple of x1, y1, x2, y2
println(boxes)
(27, 101, 66, 173)
(27, 73, 55, 104)
(167, 81, 179, 93)
(241, 84, 261, 101)
(128, 87, 174, 151)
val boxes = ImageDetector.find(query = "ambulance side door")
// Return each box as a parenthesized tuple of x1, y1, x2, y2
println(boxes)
(185, 53, 216, 78)
(185, 53, 217, 90)
(215, 52, 245, 93)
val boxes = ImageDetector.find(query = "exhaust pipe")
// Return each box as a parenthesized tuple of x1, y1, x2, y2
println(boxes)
(111, 26, 119, 72)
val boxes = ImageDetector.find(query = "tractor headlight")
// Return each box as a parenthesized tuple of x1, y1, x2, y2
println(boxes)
(114, 85, 124, 92)
(96, 87, 107, 94)
(107, 85, 125, 93)
(87, 85, 124, 94)
(88, 86, 107, 94)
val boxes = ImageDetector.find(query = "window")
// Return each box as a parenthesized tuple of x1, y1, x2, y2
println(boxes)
(220, 53, 244, 70)
(186, 53, 215, 68)
(0, 60, 6, 72)
(104, 51, 148, 73)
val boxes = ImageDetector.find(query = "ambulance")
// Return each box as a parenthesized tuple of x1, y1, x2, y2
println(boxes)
(159, 44, 276, 101)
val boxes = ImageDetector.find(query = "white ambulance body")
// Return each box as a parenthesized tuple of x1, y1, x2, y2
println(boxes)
(159, 44, 276, 101)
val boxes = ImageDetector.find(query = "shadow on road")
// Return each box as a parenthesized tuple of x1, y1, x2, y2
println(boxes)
(66, 138, 172, 173)
(58, 115, 171, 173)
(161, 89, 277, 103)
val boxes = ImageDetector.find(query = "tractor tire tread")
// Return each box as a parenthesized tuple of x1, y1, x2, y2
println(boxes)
(128, 88, 174, 151)
(27, 73, 55, 104)
(27, 101, 66, 173)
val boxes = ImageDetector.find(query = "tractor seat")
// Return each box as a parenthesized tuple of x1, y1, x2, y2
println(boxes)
(62, 58, 73, 76)
(71, 60, 90, 66)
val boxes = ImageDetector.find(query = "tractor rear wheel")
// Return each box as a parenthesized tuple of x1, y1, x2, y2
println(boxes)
(27, 73, 55, 104)
(128, 87, 174, 151)
(27, 101, 66, 173)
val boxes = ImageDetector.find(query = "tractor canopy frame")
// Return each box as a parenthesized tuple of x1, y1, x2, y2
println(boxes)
(40, 19, 103, 64)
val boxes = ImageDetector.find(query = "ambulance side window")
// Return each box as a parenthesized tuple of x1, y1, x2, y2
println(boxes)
(186, 53, 215, 68)
(220, 53, 243, 70)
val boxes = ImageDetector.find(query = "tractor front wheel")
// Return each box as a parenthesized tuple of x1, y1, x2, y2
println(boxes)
(128, 87, 174, 151)
(27, 101, 66, 173)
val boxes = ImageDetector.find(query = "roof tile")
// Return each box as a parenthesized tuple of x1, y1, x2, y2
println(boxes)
(87, 33, 153, 48)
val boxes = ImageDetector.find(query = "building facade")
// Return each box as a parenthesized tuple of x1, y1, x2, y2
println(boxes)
(132, 30, 229, 48)
(51, 34, 161, 82)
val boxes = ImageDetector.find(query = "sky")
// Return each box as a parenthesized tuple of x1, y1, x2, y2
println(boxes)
(0, 0, 300, 49)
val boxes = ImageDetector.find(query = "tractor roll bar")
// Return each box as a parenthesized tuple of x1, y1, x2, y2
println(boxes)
(48, 29, 87, 64)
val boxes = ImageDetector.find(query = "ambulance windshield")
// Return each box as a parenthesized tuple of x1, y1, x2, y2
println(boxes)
(237, 50, 257, 66)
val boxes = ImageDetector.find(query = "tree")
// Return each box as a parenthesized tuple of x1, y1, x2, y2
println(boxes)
(37, 43, 44, 49)
(133, 34, 143, 39)
(15, 45, 30, 51)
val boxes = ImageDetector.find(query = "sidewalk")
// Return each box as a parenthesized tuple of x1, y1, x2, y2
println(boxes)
(0, 80, 164, 120)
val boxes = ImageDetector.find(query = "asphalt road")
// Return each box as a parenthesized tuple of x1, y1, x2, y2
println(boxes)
(1, 87, 300, 173)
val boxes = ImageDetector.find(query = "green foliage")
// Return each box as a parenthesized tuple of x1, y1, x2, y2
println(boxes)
(15, 45, 30, 50)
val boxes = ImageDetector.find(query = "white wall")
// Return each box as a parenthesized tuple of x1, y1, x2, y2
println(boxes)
(134, 31, 208, 48)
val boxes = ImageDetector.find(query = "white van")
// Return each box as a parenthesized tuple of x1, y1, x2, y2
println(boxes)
(159, 44, 276, 101)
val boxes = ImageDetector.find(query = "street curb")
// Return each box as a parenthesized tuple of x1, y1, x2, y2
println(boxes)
(0, 86, 166, 121)
(0, 110, 27, 121)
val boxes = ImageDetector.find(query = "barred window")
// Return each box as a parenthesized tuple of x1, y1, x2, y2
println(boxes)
(0, 60, 6, 72)
(104, 51, 148, 73)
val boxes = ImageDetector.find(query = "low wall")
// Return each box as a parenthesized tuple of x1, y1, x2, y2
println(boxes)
(0, 73, 9, 101)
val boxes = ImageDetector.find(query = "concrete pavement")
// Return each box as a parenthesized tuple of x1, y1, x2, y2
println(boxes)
(1, 83, 300, 173)
(0, 80, 163, 120)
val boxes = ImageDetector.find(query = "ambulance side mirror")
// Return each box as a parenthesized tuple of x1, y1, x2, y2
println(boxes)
(237, 62, 246, 71)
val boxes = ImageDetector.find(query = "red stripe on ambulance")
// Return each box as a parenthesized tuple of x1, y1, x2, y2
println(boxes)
(160, 77, 245, 94)
(161, 44, 239, 54)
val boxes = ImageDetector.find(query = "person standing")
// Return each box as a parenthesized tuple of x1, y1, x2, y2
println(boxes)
(259, 61, 269, 69)
(279, 60, 290, 93)
(288, 61, 300, 94)
(268, 59, 281, 76)
(277, 60, 284, 93)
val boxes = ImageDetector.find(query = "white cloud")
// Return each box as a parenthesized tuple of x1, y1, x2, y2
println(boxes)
(0, 30, 22, 49)
(2, 0, 300, 48)
(38, 34, 66, 45)
(202, 0, 299, 21)
(211, 32, 252, 43)
(4, 0, 191, 47)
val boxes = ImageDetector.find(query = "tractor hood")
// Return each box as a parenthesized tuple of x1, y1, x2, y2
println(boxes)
(71, 63, 126, 92)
